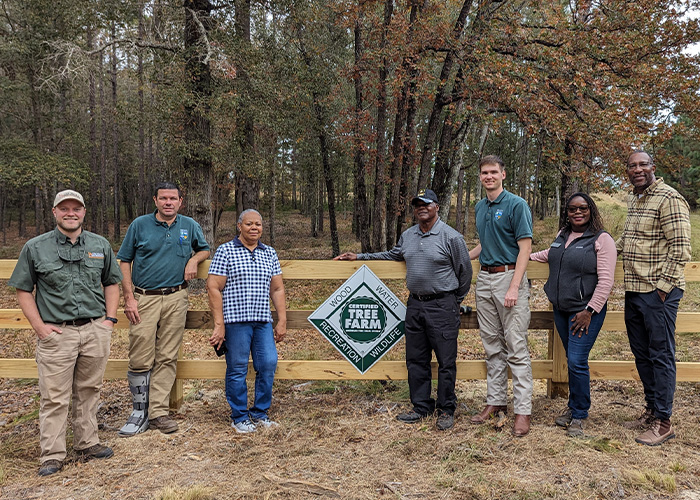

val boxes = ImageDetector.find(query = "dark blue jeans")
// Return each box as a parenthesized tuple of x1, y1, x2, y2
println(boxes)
(224, 322, 278, 423)
(553, 304, 607, 419)
(625, 288, 682, 421)
(404, 295, 460, 416)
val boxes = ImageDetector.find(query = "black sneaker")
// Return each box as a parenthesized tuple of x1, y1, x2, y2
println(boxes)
(396, 411, 428, 423)
(38, 459, 63, 476)
(436, 413, 454, 431)
(76, 443, 114, 461)
(554, 408, 573, 427)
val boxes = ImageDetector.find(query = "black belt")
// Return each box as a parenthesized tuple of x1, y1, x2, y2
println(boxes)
(410, 291, 454, 302)
(64, 317, 98, 326)
(481, 264, 517, 273)
(134, 282, 188, 296)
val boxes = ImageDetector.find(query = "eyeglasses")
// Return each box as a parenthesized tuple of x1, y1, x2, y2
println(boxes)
(567, 205, 590, 214)
(627, 161, 652, 170)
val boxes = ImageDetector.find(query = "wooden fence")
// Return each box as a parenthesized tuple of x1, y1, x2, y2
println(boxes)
(1, 259, 700, 408)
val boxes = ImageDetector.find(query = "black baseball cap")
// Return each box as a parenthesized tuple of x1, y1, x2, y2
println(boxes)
(411, 189, 439, 206)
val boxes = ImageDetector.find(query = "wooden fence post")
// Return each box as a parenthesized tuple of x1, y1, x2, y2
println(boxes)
(547, 303, 568, 398)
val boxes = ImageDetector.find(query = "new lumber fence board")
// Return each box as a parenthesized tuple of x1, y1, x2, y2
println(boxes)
(2, 260, 700, 407)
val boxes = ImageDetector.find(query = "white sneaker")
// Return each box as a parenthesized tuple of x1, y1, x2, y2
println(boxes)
(254, 417, 279, 428)
(232, 419, 257, 433)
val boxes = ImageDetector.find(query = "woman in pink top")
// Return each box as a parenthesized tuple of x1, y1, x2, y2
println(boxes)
(531, 193, 616, 437)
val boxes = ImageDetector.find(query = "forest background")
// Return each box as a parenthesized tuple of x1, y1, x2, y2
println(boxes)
(2, 0, 700, 254)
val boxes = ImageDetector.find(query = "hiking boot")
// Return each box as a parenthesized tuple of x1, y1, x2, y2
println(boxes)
(253, 417, 279, 428)
(232, 419, 257, 433)
(149, 415, 179, 434)
(436, 413, 454, 431)
(566, 418, 586, 438)
(38, 459, 63, 476)
(76, 443, 114, 461)
(554, 408, 573, 427)
(635, 419, 675, 446)
(396, 410, 428, 424)
(470, 405, 507, 424)
(623, 408, 654, 430)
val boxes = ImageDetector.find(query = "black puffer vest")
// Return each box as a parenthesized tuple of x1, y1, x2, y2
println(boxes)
(543, 228, 606, 311)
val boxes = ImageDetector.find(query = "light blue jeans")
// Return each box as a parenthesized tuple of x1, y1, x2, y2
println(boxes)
(224, 322, 278, 423)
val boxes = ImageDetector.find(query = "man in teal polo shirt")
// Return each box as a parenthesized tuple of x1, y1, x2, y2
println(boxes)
(117, 182, 210, 436)
(469, 155, 534, 437)
(10, 189, 122, 476)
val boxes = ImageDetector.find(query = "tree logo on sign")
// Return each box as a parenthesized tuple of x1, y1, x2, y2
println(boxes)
(339, 296, 387, 343)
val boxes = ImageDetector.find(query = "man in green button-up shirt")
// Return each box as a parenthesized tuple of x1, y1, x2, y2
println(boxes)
(9, 190, 122, 477)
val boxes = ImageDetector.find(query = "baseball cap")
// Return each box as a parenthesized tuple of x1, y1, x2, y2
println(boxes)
(53, 190, 85, 208)
(411, 188, 439, 206)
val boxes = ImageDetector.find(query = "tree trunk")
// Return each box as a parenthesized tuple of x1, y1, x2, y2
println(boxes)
(371, 0, 393, 252)
(138, 4, 148, 216)
(183, 0, 215, 247)
(353, 3, 371, 252)
(416, 0, 474, 191)
(87, 27, 98, 233)
(99, 45, 108, 235)
(111, 24, 120, 240)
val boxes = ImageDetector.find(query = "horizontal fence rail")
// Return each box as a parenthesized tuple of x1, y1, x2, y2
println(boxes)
(2, 259, 700, 405)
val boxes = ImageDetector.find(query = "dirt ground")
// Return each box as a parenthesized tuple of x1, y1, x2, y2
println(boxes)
(1, 209, 700, 499)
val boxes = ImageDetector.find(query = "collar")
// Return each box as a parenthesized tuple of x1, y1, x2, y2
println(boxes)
(233, 236, 267, 250)
(152, 210, 180, 227)
(54, 227, 83, 245)
(632, 177, 664, 198)
(413, 217, 443, 235)
(486, 189, 508, 205)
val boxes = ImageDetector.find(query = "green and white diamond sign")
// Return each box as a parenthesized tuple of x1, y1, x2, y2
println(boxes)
(308, 265, 406, 374)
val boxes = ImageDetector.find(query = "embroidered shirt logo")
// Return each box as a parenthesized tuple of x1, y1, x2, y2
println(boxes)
(179, 229, 189, 244)
(88, 252, 105, 259)
(494, 209, 503, 220)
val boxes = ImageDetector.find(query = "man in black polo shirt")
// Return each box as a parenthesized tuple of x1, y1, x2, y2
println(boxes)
(335, 189, 472, 430)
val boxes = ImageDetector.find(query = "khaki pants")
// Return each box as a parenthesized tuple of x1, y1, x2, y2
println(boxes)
(36, 319, 112, 463)
(128, 289, 188, 418)
(475, 270, 533, 415)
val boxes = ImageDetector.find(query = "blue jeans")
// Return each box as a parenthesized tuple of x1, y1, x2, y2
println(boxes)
(553, 304, 607, 419)
(625, 289, 682, 421)
(224, 322, 278, 423)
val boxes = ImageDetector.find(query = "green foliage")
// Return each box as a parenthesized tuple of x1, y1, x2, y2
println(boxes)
(0, 140, 90, 190)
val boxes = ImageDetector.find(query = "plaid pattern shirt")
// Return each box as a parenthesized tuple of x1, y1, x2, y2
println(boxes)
(208, 237, 282, 324)
(616, 178, 691, 293)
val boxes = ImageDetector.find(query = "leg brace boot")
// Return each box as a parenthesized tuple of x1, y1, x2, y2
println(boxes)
(118, 370, 151, 437)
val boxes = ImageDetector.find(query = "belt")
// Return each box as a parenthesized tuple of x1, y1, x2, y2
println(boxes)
(134, 282, 188, 296)
(410, 291, 454, 302)
(64, 317, 98, 326)
(481, 264, 517, 273)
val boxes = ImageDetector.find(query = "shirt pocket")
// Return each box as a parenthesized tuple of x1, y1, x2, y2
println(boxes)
(83, 256, 105, 287)
(36, 259, 68, 290)
(177, 240, 192, 258)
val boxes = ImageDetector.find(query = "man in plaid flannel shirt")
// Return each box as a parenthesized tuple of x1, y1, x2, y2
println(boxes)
(616, 150, 691, 446)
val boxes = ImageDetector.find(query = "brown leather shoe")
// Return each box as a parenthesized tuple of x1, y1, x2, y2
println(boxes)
(149, 415, 179, 434)
(513, 414, 530, 437)
(470, 405, 507, 424)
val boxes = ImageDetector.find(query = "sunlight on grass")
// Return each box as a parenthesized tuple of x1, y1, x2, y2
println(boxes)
(11, 408, 38, 425)
(153, 484, 215, 500)
(623, 469, 677, 494)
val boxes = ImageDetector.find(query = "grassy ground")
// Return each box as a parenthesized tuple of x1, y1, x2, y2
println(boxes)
(1, 196, 699, 499)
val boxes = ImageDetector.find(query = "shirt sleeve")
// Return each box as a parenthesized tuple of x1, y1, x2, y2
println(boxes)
(8, 244, 37, 292)
(358, 234, 405, 261)
(101, 241, 124, 286)
(190, 221, 210, 252)
(449, 236, 472, 302)
(116, 222, 137, 262)
(208, 244, 230, 276)
(270, 248, 282, 276)
(529, 248, 550, 262)
(657, 194, 691, 293)
(512, 199, 533, 241)
(588, 232, 617, 313)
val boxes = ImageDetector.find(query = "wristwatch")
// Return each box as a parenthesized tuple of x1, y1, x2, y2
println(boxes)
(585, 305, 595, 314)
(105, 316, 118, 324)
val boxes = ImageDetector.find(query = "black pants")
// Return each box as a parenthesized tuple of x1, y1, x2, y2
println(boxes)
(624, 288, 683, 421)
(404, 294, 460, 416)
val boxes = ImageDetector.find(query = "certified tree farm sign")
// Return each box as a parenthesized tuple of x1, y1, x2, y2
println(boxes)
(308, 265, 406, 374)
